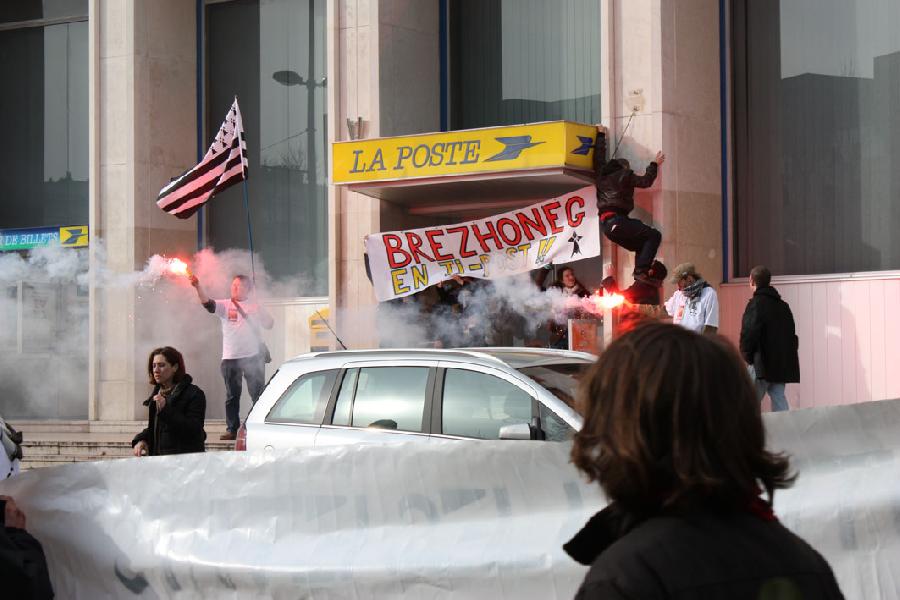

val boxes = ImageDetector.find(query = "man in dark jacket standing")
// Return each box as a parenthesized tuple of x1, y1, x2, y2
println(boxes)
(740, 265, 800, 412)
(0, 495, 55, 599)
(594, 124, 665, 280)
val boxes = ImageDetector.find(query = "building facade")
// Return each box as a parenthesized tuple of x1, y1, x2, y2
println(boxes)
(0, 0, 897, 422)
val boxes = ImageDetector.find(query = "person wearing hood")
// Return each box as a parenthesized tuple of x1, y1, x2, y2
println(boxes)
(594, 124, 666, 281)
(565, 322, 843, 599)
(665, 262, 719, 335)
(132, 346, 207, 456)
(740, 265, 800, 412)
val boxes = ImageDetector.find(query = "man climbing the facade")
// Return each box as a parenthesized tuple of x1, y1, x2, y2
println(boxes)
(594, 124, 666, 281)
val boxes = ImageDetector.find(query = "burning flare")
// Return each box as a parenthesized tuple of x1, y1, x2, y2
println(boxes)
(592, 289, 625, 311)
(167, 258, 192, 278)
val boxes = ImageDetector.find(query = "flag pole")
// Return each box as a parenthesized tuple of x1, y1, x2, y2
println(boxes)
(242, 179, 256, 285)
(233, 95, 256, 285)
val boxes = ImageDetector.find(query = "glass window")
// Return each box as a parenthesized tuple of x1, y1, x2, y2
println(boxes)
(441, 369, 533, 439)
(732, 0, 900, 276)
(206, 0, 328, 290)
(335, 367, 430, 432)
(539, 403, 575, 442)
(0, 18, 88, 229)
(517, 362, 590, 412)
(0, 1, 87, 24)
(450, 0, 601, 129)
(267, 369, 337, 424)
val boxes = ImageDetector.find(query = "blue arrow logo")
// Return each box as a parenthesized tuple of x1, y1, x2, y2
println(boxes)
(484, 136, 543, 162)
(60, 226, 88, 246)
(571, 136, 595, 155)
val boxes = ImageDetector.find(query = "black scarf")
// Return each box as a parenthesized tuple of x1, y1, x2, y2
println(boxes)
(682, 278, 709, 300)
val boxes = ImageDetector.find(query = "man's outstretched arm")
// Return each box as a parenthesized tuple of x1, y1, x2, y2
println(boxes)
(633, 151, 665, 188)
(190, 276, 215, 313)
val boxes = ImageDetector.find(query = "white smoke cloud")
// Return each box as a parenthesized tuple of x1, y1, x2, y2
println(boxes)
(333, 272, 607, 350)
(0, 246, 92, 419)
(0, 238, 609, 421)
(0, 242, 292, 421)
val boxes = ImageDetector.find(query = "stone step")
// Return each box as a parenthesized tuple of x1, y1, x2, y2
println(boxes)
(9, 420, 231, 435)
(9, 420, 238, 469)
(22, 440, 235, 456)
(21, 442, 236, 470)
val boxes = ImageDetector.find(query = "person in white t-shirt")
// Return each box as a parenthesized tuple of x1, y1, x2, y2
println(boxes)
(192, 274, 273, 440)
(664, 263, 719, 335)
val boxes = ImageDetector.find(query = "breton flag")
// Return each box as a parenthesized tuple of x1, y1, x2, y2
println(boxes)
(157, 98, 248, 219)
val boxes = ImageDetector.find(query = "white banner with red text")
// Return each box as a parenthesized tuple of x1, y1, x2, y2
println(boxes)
(365, 186, 600, 302)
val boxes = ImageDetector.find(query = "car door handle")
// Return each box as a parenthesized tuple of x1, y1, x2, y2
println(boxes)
(264, 445, 274, 452)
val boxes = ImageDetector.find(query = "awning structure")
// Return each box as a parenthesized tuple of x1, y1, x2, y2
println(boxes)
(332, 121, 597, 218)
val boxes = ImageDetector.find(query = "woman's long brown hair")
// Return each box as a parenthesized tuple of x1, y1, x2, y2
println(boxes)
(572, 322, 794, 513)
(146, 346, 187, 386)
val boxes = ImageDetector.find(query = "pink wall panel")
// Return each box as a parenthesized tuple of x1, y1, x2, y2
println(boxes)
(719, 276, 900, 409)
(868, 280, 886, 401)
(824, 283, 844, 406)
(883, 280, 900, 400)
(843, 282, 868, 405)
(778, 284, 804, 409)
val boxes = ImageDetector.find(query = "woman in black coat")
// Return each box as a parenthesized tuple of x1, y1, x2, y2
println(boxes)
(132, 346, 206, 456)
(566, 322, 843, 599)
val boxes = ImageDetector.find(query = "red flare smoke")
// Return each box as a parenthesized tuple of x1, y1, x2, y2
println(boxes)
(591, 289, 625, 311)
(167, 258, 192, 278)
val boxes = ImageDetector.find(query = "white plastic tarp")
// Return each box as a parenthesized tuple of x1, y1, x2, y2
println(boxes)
(0, 440, 602, 599)
(1, 399, 899, 599)
(763, 399, 900, 600)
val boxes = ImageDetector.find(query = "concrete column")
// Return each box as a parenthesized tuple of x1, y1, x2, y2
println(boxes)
(331, 0, 381, 348)
(91, 0, 196, 419)
(608, 0, 722, 296)
(329, 0, 440, 347)
(658, 0, 723, 289)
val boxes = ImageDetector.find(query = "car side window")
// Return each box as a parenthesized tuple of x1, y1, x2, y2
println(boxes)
(332, 367, 430, 432)
(266, 369, 339, 424)
(441, 369, 534, 440)
(538, 403, 576, 442)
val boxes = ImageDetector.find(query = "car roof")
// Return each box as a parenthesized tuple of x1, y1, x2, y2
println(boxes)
(281, 347, 596, 371)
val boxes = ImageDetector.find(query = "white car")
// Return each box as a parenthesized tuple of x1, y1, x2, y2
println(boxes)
(237, 348, 594, 451)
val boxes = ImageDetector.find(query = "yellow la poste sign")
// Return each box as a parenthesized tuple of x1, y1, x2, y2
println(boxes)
(332, 121, 597, 184)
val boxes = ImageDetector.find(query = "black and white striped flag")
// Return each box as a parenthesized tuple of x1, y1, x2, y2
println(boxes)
(157, 98, 248, 219)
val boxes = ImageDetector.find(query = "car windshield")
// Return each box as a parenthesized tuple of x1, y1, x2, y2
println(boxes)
(516, 362, 591, 413)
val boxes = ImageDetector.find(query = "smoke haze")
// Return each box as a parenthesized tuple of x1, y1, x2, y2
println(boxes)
(0, 241, 605, 422)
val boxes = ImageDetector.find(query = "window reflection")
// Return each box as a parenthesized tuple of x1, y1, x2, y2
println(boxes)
(207, 0, 328, 289)
(0, 19, 88, 228)
(350, 367, 429, 432)
(734, 0, 900, 275)
(268, 369, 338, 424)
(450, 0, 602, 129)
(442, 369, 533, 439)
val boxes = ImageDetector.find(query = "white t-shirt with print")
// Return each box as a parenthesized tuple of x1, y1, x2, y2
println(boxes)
(214, 299, 264, 360)
(665, 286, 719, 333)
